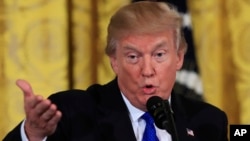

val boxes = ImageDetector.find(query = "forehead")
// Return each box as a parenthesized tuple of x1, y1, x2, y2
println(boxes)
(118, 30, 175, 50)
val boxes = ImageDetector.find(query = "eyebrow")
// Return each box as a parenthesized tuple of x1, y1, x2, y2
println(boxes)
(154, 41, 168, 50)
(123, 41, 169, 52)
(123, 45, 138, 52)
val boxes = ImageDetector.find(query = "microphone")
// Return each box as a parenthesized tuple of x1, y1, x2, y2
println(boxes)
(146, 96, 179, 141)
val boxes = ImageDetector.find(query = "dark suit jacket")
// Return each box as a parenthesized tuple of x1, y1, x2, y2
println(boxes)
(3, 78, 228, 141)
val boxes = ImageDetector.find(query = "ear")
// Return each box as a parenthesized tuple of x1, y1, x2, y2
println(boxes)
(176, 49, 185, 70)
(110, 55, 118, 74)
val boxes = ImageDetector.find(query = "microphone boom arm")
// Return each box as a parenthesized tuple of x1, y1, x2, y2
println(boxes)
(163, 100, 179, 141)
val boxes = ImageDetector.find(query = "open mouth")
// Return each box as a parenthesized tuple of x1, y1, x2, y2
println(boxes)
(145, 85, 153, 88)
(143, 85, 156, 94)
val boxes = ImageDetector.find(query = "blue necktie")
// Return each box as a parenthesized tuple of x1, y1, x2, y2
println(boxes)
(141, 112, 159, 141)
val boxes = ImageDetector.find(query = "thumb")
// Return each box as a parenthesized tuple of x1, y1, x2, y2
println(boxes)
(16, 79, 34, 97)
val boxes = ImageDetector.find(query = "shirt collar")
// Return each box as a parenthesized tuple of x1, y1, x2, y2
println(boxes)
(121, 92, 172, 122)
(121, 93, 144, 122)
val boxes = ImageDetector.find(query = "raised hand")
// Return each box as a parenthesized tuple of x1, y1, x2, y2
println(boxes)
(16, 79, 62, 141)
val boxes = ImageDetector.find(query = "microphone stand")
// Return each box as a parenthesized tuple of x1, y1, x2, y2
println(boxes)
(163, 100, 179, 141)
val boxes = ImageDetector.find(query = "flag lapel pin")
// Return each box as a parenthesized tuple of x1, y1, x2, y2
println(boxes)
(186, 128, 195, 136)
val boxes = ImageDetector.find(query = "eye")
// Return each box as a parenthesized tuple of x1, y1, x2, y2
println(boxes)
(126, 53, 139, 64)
(153, 50, 167, 62)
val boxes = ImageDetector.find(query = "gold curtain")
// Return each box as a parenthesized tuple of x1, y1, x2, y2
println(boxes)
(2, 0, 249, 138)
(189, 0, 250, 125)
(72, 0, 129, 89)
(0, 0, 129, 139)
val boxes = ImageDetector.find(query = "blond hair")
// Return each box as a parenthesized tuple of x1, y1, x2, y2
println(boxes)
(105, 1, 187, 56)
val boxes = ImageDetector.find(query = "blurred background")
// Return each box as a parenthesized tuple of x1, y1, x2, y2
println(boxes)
(0, 0, 250, 139)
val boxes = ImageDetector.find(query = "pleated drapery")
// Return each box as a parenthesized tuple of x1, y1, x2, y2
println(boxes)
(189, 0, 250, 124)
(0, 0, 129, 138)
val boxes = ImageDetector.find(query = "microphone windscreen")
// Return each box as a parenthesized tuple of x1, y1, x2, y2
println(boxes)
(146, 96, 163, 111)
(147, 96, 179, 141)
(146, 96, 169, 129)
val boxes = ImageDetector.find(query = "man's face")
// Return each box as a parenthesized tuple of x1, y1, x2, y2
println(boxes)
(110, 31, 184, 111)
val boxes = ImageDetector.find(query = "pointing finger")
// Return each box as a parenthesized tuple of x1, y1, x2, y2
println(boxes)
(16, 79, 34, 97)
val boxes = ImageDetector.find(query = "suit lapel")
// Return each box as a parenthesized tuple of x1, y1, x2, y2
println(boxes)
(95, 78, 137, 141)
(171, 92, 199, 141)
(98, 111, 137, 141)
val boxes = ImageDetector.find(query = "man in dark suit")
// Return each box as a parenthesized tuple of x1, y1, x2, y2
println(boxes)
(3, 1, 228, 141)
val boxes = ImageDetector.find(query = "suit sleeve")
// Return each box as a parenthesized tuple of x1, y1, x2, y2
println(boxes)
(221, 111, 229, 141)
(2, 122, 23, 141)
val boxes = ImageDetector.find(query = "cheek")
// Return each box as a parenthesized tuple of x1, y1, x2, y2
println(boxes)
(157, 62, 177, 81)
(118, 64, 141, 77)
(114, 56, 141, 76)
(157, 66, 177, 97)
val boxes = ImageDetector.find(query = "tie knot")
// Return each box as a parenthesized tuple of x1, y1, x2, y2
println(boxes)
(141, 112, 154, 125)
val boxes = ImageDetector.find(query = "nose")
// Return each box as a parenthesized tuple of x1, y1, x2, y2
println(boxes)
(142, 57, 155, 77)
